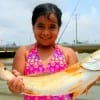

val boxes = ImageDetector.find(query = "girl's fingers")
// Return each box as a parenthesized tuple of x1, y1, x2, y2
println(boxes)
(12, 70, 21, 76)
(7, 77, 24, 93)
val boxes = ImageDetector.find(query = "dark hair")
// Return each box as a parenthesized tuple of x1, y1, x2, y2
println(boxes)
(32, 3, 62, 27)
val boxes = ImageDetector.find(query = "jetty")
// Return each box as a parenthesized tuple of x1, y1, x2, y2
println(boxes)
(0, 44, 100, 58)
(61, 43, 100, 53)
(0, 46, 19, 58)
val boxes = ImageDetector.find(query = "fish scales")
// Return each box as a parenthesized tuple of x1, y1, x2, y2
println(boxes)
(0, 49, 100, 99)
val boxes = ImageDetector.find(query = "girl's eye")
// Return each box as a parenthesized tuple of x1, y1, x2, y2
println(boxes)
(36, 23, 44, 29)
(38, 25, 44, 28)
(50, 25, 57, 30)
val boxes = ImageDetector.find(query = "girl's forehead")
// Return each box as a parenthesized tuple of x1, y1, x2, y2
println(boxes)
(37, 14, 58, 23)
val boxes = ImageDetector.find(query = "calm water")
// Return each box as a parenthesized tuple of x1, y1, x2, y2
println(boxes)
(0, 52, 100, 100)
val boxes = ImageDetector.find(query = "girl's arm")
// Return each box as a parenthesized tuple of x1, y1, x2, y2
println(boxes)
(7, 46, 27, 94)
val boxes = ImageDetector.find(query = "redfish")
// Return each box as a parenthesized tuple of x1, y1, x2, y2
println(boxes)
(0, 49, 100, 99)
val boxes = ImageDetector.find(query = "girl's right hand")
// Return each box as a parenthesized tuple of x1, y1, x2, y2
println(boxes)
(7, 70, 25, 94)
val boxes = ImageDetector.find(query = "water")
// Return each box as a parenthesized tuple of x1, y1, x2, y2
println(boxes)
(0, 57, 23, 100)
(0, 53, 100, 100)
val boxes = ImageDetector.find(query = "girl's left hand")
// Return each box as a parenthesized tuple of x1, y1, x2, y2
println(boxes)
(83, 76, 99, 94)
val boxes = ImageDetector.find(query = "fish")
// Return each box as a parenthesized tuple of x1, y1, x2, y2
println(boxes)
(0, 49, 100, 100)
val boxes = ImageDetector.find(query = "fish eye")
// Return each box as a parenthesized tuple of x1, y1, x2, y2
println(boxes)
(4, 67, 7, 70)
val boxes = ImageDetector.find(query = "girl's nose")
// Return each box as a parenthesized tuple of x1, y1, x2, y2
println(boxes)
(42, 29, 50, 35)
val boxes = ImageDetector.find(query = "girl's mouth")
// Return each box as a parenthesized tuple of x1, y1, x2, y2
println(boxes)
(40, 36, 51, 40)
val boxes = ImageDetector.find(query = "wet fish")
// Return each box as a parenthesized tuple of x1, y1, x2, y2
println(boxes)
(0, 49, 100, 100)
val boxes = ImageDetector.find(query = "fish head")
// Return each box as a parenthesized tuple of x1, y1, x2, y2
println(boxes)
(0, 62, 6, 73)
(0, 62, 7, 80)
(0, 62, 14, 80)
(0, 62, 5, 68)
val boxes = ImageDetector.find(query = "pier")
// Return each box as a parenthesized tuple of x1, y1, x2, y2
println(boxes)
(0, 46, 19, 58)
(61, 43, 100, 53)
(0, 44, 100, 58)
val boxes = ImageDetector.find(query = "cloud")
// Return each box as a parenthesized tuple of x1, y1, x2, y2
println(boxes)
(0, 0, 100, 45)
(91, 6, 97, 15)
(58, 11, 100, 44)
(0, 0, 68, 45)
(0, 0, 33, 45)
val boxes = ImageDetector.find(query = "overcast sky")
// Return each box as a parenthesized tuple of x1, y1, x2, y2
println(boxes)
(0, 0, 100, 46)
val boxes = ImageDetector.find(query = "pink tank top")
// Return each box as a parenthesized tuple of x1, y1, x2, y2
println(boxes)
(24, 44, 72, 100)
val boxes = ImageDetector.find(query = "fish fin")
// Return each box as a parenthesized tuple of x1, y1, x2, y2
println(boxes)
(83, 79, 97, 96)
(73, 91, 82, 100)
(73, 85, 90, 99)
(65, 63, 81, 74)
(24, 89, 39, 96)
(85, 87, 89, 95)
(83, 86, 90, 95)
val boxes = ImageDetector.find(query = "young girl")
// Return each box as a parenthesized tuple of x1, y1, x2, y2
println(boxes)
(7, 3, 78, 100)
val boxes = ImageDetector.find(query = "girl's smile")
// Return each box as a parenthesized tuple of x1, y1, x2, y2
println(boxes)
(33, 14, 59, 46)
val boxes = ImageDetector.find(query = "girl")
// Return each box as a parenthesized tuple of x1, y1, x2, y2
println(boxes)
(7, 3, 78, 100)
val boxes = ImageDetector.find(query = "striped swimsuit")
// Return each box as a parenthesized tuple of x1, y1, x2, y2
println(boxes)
(24, 45, 72, 100)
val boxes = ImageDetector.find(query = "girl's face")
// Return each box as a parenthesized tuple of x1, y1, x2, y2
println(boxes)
(33, 14, 59, 46)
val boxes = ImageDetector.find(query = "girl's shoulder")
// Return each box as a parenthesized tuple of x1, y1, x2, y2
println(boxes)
(56, 44, 76, 55)
(57, 44, 78, 65)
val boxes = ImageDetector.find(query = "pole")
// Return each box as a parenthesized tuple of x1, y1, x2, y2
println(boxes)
(75, 14, 78, 44)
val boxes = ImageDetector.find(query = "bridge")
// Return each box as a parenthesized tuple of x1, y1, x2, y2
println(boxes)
(0, 44, 100, 58)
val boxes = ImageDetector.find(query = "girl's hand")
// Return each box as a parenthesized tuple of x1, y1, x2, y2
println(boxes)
(97, 76, 100, 82)
(83, 76, 99, 94)
(7, 70, 24, 94)
(12, 69, 21, 76)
